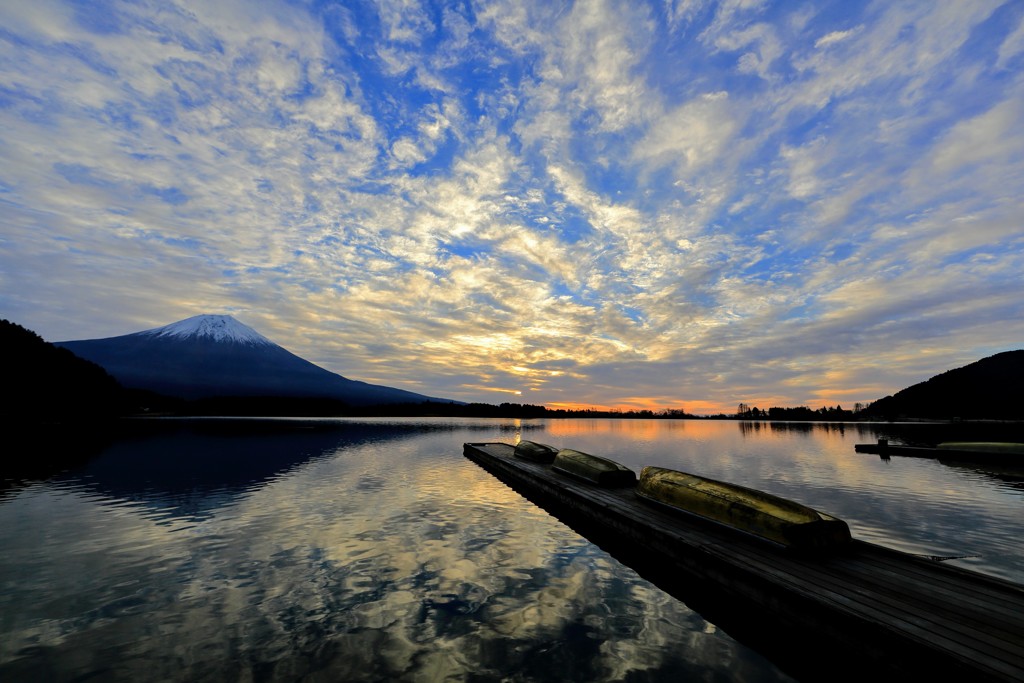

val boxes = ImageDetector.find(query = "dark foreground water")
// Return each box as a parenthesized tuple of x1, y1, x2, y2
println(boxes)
(2, 418, 1022, 681)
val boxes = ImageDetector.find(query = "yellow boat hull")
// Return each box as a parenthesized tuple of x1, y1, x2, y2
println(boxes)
(513, 440, 558, 463)
(552, 448, 637, 487)
(636, 466, 851, 550)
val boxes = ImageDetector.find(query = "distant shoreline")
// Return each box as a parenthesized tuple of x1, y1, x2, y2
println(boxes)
(5, 413, 1020, 488)
(113, 413, 1024, 425)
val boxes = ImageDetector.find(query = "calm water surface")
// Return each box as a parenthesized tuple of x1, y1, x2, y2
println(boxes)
(2, 418, 1022, 681)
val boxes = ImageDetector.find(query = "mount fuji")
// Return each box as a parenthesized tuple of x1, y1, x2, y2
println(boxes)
(55, 314, 454, 407)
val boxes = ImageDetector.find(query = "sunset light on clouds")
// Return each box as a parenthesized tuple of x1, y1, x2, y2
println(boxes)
(2, 0, 1023, 413)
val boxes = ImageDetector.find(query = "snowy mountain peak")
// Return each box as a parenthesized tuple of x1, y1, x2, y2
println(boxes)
(141, 314, 274, 346)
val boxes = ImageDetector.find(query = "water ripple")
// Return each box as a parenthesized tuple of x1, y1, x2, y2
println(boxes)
(8, 419, 1018, 680)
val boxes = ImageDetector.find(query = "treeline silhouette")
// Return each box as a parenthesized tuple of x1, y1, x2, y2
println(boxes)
(2, 319, 126, 424)
(861, 350, 1023, 420)
(178, 398, 696, 420)
(732, 350, 1024, 421)
(734, 404, 861, 421)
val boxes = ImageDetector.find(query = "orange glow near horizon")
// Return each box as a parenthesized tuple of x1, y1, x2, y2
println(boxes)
(545, 398, 733, 416)
(544, 391, 877, 416)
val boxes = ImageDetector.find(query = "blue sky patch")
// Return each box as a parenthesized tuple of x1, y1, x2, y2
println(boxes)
(2, 0, 1023, 411)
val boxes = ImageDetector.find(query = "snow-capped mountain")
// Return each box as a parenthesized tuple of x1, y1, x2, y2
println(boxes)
(55, 314, 453, 406)
(140, 314, 273, 345)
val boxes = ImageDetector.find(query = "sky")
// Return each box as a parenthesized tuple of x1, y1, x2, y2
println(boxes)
(2, 0, 1023, 414)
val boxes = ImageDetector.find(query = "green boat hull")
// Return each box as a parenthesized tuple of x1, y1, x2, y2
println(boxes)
(551, 449, 637, 487)
(636, 466, 851, 550)
(513, 440, 559, 464)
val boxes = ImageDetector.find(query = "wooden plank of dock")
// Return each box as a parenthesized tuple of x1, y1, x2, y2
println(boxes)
(464, 442, 1024, 682)
(855, 442, 1024, 464)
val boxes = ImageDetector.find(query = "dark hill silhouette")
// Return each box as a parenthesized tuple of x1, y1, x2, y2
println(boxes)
(1, 318, 124, 422)
(55, 314, 455, 407)
(864, 350, 1024, 420)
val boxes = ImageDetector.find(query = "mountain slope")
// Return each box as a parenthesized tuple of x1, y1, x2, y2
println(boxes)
(2, 318, 124, 421)
(864, 350, 1024, 419)
(55, 314, 452, 406)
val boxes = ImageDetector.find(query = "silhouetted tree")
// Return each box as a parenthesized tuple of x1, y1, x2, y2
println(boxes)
(1, 319, 125, 423)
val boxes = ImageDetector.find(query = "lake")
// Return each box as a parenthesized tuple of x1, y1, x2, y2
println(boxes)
(2, 417, 1022, 681)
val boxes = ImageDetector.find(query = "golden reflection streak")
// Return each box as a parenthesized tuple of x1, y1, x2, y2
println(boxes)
(543, 417, 781, 442)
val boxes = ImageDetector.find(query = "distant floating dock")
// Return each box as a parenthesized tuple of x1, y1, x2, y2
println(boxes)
(855, 440, 1024, 464)
(464, 441, 1024, 682)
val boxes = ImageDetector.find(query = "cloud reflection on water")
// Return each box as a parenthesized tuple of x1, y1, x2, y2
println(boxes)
(0, 420, 791, 681)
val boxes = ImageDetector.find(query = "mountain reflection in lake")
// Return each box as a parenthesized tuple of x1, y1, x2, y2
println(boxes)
(2, 418, 1022, 681)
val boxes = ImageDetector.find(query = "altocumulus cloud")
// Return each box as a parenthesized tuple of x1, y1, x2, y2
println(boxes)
(1, 0, 1023, 412)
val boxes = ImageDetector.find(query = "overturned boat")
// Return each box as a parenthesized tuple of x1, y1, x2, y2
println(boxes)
(635, 466, 851, 550)
(513, 440, 559, 464)
(551, 448, 637, 487)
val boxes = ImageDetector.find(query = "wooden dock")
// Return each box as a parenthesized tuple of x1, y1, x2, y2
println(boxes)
(464, 442, 1024, 682)
(855, 441, 1024, 464)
